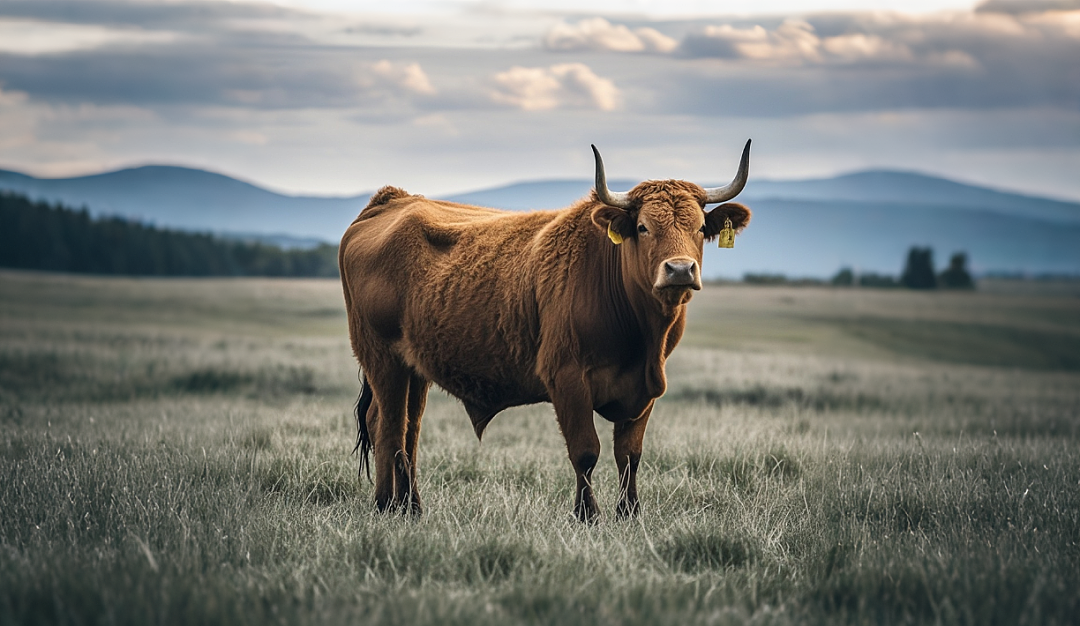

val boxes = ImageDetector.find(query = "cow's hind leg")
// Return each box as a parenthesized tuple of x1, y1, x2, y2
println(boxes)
(614, 404, 652, 518)
(402, 373, 430, 515)
(366, 360, 413, 513)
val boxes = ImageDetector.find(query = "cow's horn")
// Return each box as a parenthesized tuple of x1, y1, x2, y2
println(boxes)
(591, 145, 632, 209)
(704, 139, 751, 204)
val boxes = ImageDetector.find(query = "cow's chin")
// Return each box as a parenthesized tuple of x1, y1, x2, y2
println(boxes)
(653, 284, 696, 308)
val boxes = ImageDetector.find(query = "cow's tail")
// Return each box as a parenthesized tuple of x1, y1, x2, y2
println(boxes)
(353, 372, 374, 483)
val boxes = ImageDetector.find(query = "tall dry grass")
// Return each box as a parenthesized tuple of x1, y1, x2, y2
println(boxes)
(2, 270, 1078, 625)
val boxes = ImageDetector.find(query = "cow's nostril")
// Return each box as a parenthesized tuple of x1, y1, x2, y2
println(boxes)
(665, 260, 695, 279)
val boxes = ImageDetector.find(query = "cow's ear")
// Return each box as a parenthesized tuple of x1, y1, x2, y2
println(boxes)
(704, 203, 751, 240)
(591, 206, 634, 243)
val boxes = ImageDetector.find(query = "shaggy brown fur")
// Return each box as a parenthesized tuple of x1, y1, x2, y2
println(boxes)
(339, 177, 751, 521)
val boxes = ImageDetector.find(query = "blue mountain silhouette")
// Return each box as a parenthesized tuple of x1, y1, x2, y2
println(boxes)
(3, 165, 1078, 276)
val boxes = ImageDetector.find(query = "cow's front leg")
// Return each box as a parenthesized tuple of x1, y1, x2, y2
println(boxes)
(550, 370, 601, 523)
(614, 403, 653, 518)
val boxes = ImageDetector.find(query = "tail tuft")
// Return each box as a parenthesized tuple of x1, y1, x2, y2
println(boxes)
(353, 373, 375, 482)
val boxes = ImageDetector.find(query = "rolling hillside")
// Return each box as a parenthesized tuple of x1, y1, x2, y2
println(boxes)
(0, 166, 370, 244)
(444, 171, 1080, 225)
(3, 165, 1078, 278)
(745, 170, 1080, 224)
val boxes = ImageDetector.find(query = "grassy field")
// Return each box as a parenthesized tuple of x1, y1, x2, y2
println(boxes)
(1, 269, 1078, 625)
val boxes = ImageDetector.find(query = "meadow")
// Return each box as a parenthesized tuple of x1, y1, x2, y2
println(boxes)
(1, 269, 1078, 625)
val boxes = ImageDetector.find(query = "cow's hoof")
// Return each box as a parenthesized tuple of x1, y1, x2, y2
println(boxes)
(615, 499, 640, 519)
(406, 494, 423, 517)
(574, 500, 600, 524)
(374, 492, 394, 513)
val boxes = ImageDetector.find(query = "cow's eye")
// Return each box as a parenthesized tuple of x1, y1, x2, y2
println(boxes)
(637, 224, 648, 234)
(698, 225, 706, 234)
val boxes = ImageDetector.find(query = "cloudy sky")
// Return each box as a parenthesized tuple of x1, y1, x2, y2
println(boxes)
(1, 0, 1078, 200)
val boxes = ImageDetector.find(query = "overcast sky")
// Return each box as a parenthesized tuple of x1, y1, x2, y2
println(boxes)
(1, 0, 1078, 200)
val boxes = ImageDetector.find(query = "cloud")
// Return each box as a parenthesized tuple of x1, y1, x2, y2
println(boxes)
(0, 0, 1077, 208)
(342, 23, 423, 38)
(366, 60, 436, 96)
(976, 0, 1080, 14)
(683, 8, 1080, 63)
(641, 5, 1075, 117)
(543, 18, 677, 53)
(728, 20, 822, 62)
(0, 83, 29, 105)
(681, 20, 830, 63)
(681, 19, 917, 64)
(411, 113, 459, 137)
(489, 63, 620, 111)
(1023, 7, 1080, 35)
(2, 3, 1077, 120)
(0, 0, 299, 30)
(0, 43, 441, 112)
(228, 130, 269, 145)
(0, 18, 183, 56)
(820, 33, 914, 62)
(0, 47, 342, 108)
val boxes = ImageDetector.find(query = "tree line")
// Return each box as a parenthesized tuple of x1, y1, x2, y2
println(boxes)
(0, 192, 339, 277)
(2, 190, 977, 287)
(742, 247, 975, 289)
(830, 247, 974, 289)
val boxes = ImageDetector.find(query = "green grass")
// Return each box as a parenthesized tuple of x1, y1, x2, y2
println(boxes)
(842, 318, 1080, 370)
(1, 270, 1079, 625)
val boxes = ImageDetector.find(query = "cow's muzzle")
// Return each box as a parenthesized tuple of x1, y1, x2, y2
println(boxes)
(655, 258, 701, 291)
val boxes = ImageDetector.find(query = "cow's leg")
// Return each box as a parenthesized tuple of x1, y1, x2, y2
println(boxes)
(614, 403, 653, 518)
(367, 360, 412, 513)
(401, 373, 430, 515)
(551, 371, 601, 522)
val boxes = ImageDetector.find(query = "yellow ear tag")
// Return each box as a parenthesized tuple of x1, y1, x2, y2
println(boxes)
(607, 223, 624, 245)
(718, 217, 735, 249)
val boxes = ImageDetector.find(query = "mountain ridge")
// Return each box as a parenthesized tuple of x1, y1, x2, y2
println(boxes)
(742, 170, 1080, 224)
(2, 164, 1078, 277)
(0, 165, 372, 242)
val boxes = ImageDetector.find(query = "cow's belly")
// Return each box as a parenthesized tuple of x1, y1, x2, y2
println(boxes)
(397, 314, 547, 413)
(426, 365, 547, 415)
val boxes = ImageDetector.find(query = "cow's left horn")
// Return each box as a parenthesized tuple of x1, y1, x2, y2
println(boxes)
(592, 145, 632, 209)
(704, 139, 751, 204)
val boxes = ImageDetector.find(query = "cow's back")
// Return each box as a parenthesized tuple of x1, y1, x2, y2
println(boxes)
(339, 189, 559, 424)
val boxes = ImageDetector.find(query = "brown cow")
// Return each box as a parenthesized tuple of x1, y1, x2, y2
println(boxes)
(339, 141, 751, 521)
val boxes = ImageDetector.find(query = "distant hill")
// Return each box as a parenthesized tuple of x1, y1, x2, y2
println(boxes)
(3, 165, 1079, 278)
(708, 198, 1080, 278)
(0, 166, 370, 243)
(444, 171, 1080, 225)
(443, 179, 633, 211)
(743, 170, 1080, 225)
(443, 172, 1080, 277)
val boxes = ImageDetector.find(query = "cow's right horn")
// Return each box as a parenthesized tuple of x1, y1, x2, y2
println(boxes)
(592, 145, 632, 209)
(703, 139, 751, 204)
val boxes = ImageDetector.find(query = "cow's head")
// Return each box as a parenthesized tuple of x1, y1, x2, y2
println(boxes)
(590, 141, 752, 308)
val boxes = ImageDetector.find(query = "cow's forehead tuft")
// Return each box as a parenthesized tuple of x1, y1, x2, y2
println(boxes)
(630, 180, 706, 229)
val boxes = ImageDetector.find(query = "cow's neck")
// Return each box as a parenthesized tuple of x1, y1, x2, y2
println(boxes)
(625, 266, 685, 398)
(596, 232, 685, 399)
